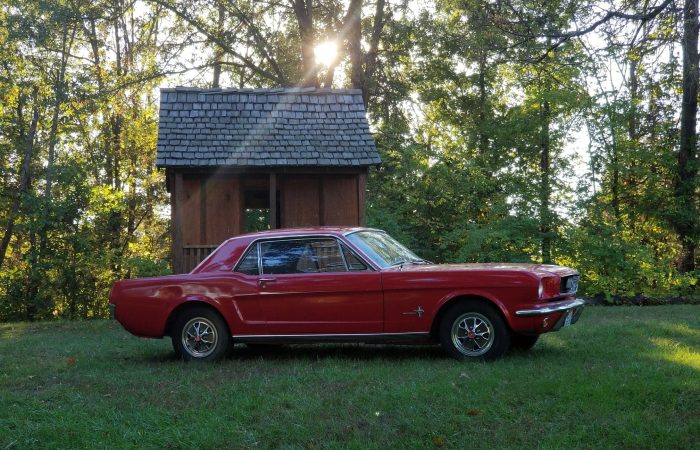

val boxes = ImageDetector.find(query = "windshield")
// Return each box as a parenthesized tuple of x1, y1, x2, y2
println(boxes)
(346, 230, 424, 268)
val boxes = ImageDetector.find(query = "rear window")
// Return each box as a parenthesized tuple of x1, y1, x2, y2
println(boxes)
(234, 245, 259, 275)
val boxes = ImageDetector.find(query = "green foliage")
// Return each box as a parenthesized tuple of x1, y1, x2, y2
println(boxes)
(0, 0, 169, 321)
(365, 0, 697, 301)
(1, 0, 698, 321)
(244, 208, 271, 233)
(124, 256, 172, 278)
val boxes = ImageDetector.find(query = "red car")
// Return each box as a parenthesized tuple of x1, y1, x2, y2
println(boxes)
(109, 227, 584, 361)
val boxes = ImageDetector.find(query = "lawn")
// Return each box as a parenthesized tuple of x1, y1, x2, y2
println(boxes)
(1, 306, 698, 449)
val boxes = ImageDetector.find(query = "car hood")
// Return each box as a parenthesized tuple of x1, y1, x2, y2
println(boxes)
(389, 262, 577, 277)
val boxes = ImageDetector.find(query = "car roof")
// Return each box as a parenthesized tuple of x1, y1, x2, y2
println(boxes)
(229, 226, 380, 241)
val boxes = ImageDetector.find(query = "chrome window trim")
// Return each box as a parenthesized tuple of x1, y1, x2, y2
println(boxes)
(343, 229, 418, 270)
(255, 241, 262, 276)
(232, 241, 262, 276)
(337, 240, 350, 271)
(231, 233, 378, 274)
(339, 242, 370, 272)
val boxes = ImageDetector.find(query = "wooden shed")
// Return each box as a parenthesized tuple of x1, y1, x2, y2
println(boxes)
(156, 87, 381, 273)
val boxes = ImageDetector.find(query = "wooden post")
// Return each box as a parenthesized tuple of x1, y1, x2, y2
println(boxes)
(269, 172, 277, 229)
(173, 171, 184, 273)
(200, 177, 207, 244)
(358, 171, 367, 226)
(318, 176, 325, 226)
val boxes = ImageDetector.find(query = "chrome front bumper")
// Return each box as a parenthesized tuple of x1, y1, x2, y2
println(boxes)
(515, 298, 586, 317)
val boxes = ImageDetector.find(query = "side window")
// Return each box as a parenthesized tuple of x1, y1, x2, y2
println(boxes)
(235, 245, 259, 275)
(261, 240, 311, 274)
(260, 238, 350, 274)
(341, 244, 369, 271)
(312, 240, 347, 273)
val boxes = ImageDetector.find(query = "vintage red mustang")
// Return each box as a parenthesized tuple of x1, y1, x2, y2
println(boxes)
(109, 227, 584, 361)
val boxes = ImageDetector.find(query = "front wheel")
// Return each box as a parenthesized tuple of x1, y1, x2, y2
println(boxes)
(171, 307, 230, 362)
(439, 302, 510, 361)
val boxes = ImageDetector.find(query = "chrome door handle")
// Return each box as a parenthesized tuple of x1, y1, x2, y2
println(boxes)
(258, 278, 277, 287)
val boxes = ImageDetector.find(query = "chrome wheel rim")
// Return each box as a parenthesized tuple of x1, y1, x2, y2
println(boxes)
(181, 317, 218, 358)
(451, 312, 494, 357)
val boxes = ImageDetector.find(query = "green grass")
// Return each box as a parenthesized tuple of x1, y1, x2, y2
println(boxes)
(1, 306, 699, 449)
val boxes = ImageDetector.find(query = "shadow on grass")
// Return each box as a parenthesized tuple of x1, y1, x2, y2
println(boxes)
(121, 340, 583, 365)
(233, 343, 446, 361)
(119, 342, 449, 364)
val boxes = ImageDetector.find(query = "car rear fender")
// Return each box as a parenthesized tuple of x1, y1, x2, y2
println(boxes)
(430, 290, 514, 335)
(163, 295, 230, 337)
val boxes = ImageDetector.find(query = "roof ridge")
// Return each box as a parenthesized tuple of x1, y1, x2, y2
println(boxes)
(160, 86, 362, 96)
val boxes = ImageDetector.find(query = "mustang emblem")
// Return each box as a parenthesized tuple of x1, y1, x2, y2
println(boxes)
(402, 306, 424, 318)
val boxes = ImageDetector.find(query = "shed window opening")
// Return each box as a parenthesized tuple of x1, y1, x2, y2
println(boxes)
(244, 208, 270, 233)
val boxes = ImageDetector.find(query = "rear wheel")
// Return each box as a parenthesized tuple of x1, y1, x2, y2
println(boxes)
(171, 307, 230, 362)
(439, 302, 510, 361)
(510, 334, 539, 351)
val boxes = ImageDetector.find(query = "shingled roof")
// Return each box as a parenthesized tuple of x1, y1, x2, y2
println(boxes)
(156, 87, 381, 167)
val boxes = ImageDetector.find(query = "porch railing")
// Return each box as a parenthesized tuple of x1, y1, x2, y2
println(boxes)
(182, 245, 219, 273)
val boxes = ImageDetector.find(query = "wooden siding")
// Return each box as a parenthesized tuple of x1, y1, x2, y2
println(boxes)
(170, 169, 367, 273)
(322, 175, 359, 225)
(182, 176, 202, 246)
(281, 175, 321, 227)
(205, 177, 242, 243)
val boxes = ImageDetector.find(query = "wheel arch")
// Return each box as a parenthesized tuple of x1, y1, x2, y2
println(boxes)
(430, 294, 512, 339)
(164, 298, 231, 338)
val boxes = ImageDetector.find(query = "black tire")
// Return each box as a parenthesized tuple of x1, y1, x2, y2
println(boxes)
(439, 302, 510, 361)
(510, 334, 539, 351)
(171, 306, 230, 362)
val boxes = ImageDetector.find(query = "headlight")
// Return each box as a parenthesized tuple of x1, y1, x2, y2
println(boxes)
(539, 277, 561, 300)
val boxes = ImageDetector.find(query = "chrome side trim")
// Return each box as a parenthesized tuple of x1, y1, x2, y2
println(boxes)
(232, 332, 431, 343)
(515, 298, 586, 317)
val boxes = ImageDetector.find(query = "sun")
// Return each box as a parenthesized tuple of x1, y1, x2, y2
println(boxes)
(314, 41, 338, 67)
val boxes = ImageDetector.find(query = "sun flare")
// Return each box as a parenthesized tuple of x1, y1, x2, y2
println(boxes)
(314, 41, 338, 67)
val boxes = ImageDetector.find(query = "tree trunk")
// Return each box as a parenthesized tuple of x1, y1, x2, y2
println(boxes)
(292, 0, 318, 87)
(39, 24, 75, 259)
(0, 87, 39, 270)
(25, 226, 38, 320)
(675, 0, 699, 272)
(362, 0, 386, 105)
(628, 58, 639, 140)
(540, 100, 553, 264)
(477, 53, 488, 156)
(609, 126, 621, 227)
(212, 2, 225, 88)
(347, 0, 363, 90)
(108, 12, 129, 275)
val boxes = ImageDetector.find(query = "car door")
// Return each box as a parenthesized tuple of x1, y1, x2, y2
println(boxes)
(254, 237, 383, 335)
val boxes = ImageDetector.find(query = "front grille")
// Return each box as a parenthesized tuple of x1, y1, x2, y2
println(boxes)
(560, 275, 579, 294)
